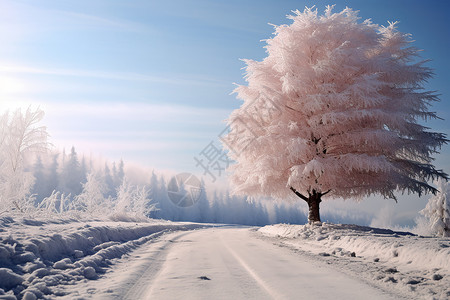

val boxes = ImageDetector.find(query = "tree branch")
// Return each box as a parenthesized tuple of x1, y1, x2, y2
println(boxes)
(321, 189, 332, 196)
(285, 105, 301, 113)
(290, 186, 309, 202)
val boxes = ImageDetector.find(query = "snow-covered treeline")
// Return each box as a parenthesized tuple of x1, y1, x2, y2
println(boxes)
(146, 172, 301, 226)
(0, 112, 316, 226)
(26, 154, 304, 225)
(9, 149, 156, 221)
(26, 153, 374, 226)
(29, 147, 124, 203)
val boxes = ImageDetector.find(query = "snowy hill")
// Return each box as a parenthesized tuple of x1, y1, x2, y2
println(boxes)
(259, 223, 450, 299)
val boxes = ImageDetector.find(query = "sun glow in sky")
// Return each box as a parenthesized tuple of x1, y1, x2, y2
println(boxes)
(1, 0, 449, 226)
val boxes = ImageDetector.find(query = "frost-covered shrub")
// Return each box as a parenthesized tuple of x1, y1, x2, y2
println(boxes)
(71, 172, 110, 216)
(111, 178, 157, 221)
(420, 180, 450, 237)
(37, 191, 71, 217)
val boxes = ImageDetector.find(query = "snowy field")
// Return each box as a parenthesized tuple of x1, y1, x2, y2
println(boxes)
(0, 216, 210, 299)
(259, 223, 450, 300)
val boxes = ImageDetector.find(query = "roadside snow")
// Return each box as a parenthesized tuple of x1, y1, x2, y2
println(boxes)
(259, 223, 450, 300)
(0, 216, 209, 299)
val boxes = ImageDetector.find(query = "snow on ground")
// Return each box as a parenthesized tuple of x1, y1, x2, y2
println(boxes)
(258, 223, 450, 300)
(0, 216, 210, 299)
(2, 217, 449, 300)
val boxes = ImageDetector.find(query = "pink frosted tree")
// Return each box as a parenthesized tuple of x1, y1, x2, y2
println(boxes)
(222, 6, 448, 224)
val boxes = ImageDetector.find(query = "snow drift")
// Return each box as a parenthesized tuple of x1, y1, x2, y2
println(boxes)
(0, 216, 210, 299)
(259, 223, 450, 299)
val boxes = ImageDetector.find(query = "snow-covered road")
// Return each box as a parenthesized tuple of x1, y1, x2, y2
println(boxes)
(2, 217, 447, 299)
(73, 227, 397, 299)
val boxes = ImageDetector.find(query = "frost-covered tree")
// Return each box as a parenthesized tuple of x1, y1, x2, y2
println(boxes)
(114, 178, 153, 216)
(46, 153, 59, 197)
(116, 159, 125, 185)
(0, 107, 49, 213)
(147, 171, 161, 218)
(72, 172, 108, 216)
(420, 179, 449, 237)
(80, 156, 88, 185)
(31, 156, 47, 204)
(223, 6, 448, 223)
(104, 162, 115, 198)
(198, 179, 210, 222)
(155, 176, 176, 220)
(61, 146, 84, 197)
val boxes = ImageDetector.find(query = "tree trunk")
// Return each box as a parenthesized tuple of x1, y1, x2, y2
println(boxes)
(290, 187, 325, 224)
(307, 191, 321, 224)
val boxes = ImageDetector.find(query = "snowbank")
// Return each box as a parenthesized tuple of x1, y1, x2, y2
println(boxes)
(259, 223, 450, 299)
(0, 216, 210, 299)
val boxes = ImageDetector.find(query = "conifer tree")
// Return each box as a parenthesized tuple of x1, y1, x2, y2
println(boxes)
(31, 156, 46, 204)
(62, 147, 83, 197)
(47, 153, 59, 197)
(104, 163, 115, 197)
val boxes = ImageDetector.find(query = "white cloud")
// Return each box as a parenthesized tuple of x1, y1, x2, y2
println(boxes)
(0, 63, 228, 87)
(41, 101, 230, 125)
(54, 10, 146, 32)
(51, 137, 199, 153)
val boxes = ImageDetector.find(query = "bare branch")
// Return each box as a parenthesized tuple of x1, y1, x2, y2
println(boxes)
(290, 186, 309, 202)
(321, 189, 332, 196)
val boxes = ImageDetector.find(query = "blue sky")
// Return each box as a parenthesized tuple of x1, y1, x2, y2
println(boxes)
(1, 0, 449, 225)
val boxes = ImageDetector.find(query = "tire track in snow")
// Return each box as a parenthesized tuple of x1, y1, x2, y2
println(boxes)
(221, 235, 283, 299)
(121, 231, 192, 300)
